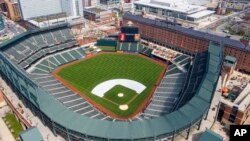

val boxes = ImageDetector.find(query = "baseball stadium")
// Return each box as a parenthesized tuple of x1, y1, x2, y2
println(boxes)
(0, 14, 223, 140)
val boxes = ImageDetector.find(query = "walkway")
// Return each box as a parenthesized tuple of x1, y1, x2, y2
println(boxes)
(0, 77, 65, 141)
(0, 118, 15, 141)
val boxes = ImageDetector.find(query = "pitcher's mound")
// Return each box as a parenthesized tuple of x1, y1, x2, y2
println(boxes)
(119, 105, 128, 110)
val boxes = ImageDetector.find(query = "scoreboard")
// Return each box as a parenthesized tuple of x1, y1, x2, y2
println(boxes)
(119, 26, 140, 42)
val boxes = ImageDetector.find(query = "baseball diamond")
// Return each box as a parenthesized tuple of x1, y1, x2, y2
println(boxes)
(53, 53, 166, 118)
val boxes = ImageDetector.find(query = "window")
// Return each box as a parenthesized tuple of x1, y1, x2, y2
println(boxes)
(75, 0, 80, 16)
(135, 4, 142, 10)
(149, 7, 158, 14)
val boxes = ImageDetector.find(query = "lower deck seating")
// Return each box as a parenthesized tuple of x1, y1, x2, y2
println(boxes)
(139, 47, 153, 57)
(3, 27, 75, 66)
(141, 66, 188, 119)
(29, 74, 108, 120)
(172, 52, 207, 110)
(30, 48, 86, 74)
(116, 42, 144, 52)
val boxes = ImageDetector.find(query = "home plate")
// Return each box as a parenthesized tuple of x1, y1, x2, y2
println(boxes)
(118, 93, 124, 97)
(119, 105, 128, 110)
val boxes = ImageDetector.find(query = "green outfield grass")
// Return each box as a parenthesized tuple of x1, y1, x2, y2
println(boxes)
(56, 53, 164, 117)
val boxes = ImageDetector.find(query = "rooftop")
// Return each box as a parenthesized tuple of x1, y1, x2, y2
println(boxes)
(225, 55, 237, 63)
(20, 127, 43, 141)
(134, 0, 207, 14)
(199, 129, 223, 141)
(86, 7, 107, 13)
(220, 71, 250, 111)
(123, 13, 247, 50)
(188, 10, 215, 19)
(31, 12, 67, 22)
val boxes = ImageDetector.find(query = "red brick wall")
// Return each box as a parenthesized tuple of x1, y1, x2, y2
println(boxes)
(123, 19, 250, 73)
(222, 105, 250, 125)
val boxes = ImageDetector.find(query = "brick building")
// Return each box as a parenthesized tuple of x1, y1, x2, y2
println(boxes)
(83, 7, 112, 23)
(1, 0, 21, 21)
(123, 13, 250, 73)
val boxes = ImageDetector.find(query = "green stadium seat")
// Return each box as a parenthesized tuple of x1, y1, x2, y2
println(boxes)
(167, 67, 183, 75)
(47, 57, 60, 66)
(33, 34, 47, 47)
(35, 64, 51, 72)
(121, 42, 129, 51)
(43, 33, 56, 46)
(61, 29, 74, 40)
(138, 44, 144, 52)
(31, 68, 48, 74)
(70, 50, 83, 59)
(130, 43, 138, 52)
(53, 30, 66, 43)
(61, 52, 75, 62)
(76, 48, 86, 56)
(54, 54, 67, 64)
(173, 54, 189, 63)
(40, 60, 57, 69)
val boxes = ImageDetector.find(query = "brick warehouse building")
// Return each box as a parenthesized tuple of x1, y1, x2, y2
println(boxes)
(123, 13, 250, 73)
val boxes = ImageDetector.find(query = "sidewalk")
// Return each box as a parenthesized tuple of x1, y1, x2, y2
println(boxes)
(174, 76, 228, 141)
(0, 118, 15, 141)
(0, 78, 65, 141)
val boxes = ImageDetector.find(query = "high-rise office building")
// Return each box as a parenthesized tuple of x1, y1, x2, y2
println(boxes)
(18, 0, 63, 20)
(18, 0, 83, 20)
(62, 0, 83, 17)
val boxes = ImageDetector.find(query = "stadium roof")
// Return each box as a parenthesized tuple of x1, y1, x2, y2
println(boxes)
(0, 24, 221, 140)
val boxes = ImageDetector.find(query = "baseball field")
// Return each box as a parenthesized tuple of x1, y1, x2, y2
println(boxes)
(54, 53, 166, 118)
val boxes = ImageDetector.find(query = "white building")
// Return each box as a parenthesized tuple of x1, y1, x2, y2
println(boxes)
(18, 0, 83, 20)
(18, 0, 62, 20)
(133, 0, 215, 23)
(62, 0, 83, 17)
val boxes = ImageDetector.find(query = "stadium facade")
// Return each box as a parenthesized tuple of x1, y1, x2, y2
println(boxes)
(123, 12, 250, 73)
(0, 23, 222, 140)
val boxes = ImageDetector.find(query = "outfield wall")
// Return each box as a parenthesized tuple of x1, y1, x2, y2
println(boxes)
(0, 27, 222, 140)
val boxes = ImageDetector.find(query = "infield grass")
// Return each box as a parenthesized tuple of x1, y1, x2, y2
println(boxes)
(56, 53, 164, 117)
